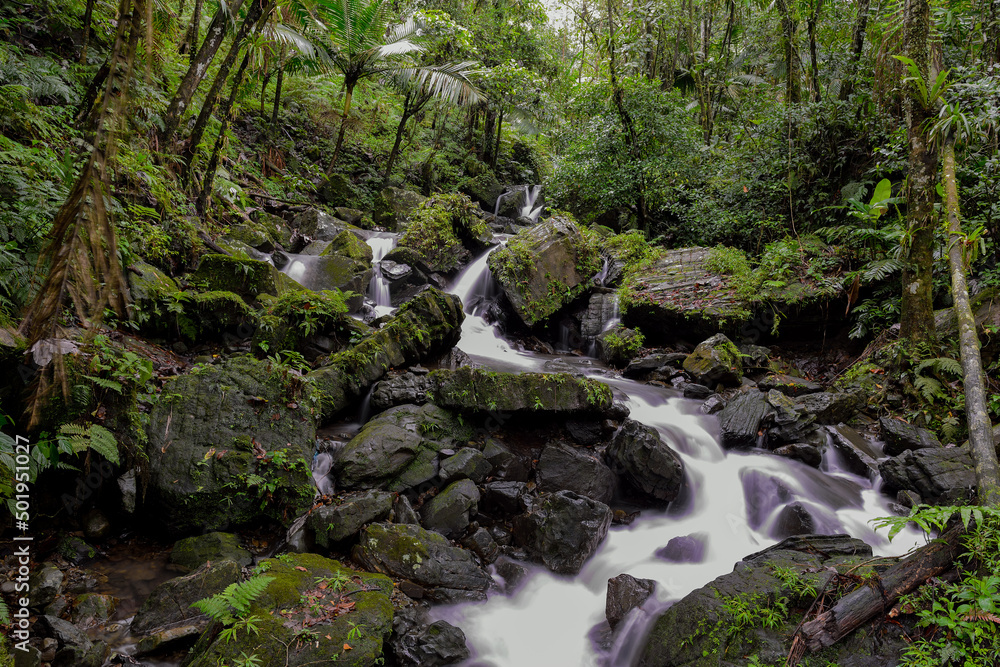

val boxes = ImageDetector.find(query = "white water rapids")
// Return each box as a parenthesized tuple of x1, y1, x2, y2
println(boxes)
(436, 243, 925, 666)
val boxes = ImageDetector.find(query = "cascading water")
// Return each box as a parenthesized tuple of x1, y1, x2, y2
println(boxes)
(520, 184, 544, 223)
(366, 233, 398, 317)
(434, 250, 925, 666)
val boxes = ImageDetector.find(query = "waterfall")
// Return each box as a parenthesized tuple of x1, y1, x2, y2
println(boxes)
(520, 184, 543, 223)
(366, 233, 397, 317)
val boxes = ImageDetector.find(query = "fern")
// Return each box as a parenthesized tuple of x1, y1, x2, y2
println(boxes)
(191, 575, 274, 626)
(917, 357, 963, 377)
(862, 258, 904, 282)
(914, 375, 945, 403)
(83, 375, 124, 394)
(58, 423, 120, 465)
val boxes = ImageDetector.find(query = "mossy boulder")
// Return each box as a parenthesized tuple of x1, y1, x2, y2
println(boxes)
(169, 532, 252, 572)
(277, 252, 370, 302)
(192, 254, 282, 303)
(457, 171, 504, 211)
(373, 187, 427, 231)
(307, 490, 394, 547)
(292, 207, 366, 241)
(333, 404, 473, 492)
(512, 490, 612, 575)
(353, 522, 493, 602)
(317, 173, 358, 208)
(636, 536, 890, 667)
(420, 479, 480, 537)
(145, 355, 317, 534)
(488, 216, 601, 327)
(397, 194, 492, 274)
(682, 333, 743, 387)
(308, 288, 465, 419)
(324, 229, 373, 262)
(185, 553, 394, 667)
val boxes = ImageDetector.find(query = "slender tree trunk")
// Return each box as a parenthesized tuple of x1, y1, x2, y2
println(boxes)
(807, 0, 823, 102)
(180, 0, 205, 58)
(270, 49, 286, 126)
(382, 90, 428, 189)
(184, 0, 269, 172)
(260, 68, 273, 116)
(942, 133, 1000, 507)
(482, 107, 496, 165)
(775, 0, 801, 103)
(899, 0, 937, 342)
(327, 80, 356, 174)
(197, 51, 252, 214)
(492, 109, 503, 170)
(840, 0, 870, 100)
(81, 0, 96, 63)
(161, 0, 245, 148)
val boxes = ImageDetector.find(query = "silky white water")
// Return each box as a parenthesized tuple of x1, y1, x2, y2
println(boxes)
(366, 233, 398, 318)
(434, 246, 925, 666)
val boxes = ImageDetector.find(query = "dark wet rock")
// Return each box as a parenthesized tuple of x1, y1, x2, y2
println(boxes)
(482, 441, 531, 482)
(29, 562, 64, 610)
(637, 535, 882, 667)
(718, 390, 773, 450)
(307, 490, 394, 547)
(371, 372, 432, 412)
(334, 404, 472, 492)
(420, 479, 480, 537)
(566, 419, 604, 446)
(766, 389, 817, 445)
(390, 607, 471, 667)
(879, 446, 977, 505)
(393, 493, 421, 525)
(758, 373, 823, 396)
(537, 442, 615, 504)
(680, 382, 713, 399)
(897, 489, 922, 508)
(580, 291, 622, 342)
(740, 344, 772, 368)
(772, 443, 823, 468)
(798, 390, 864, 424)
(462, 527, 500, 564)
(827, 424, 881, 476)
(773, 502, 818, 538)
(439, 448, 492, 484)
(69, 593, 118, 627)
(374, 187, 428, 231)
(481, 481, 527, 516)
(494, 558, 530, 592)
(596, 325, 644, 368)
(654, 533, 707, 563)
(606, 419, 685, 503)
(131, 560, 241, 654)
(37, 614, 106, 667)
(488, 216, 602, 327)
(512, 490, 613, 575)
(880, 416, 943, 456)
(606, 574, 656, 629)
(354, 523, 492, 602)
(184, 553, 394, 667)
(145, 355, 316, 533)
(82, 509, 111, 541)
(308, 288, 465, 419)
(169, 532, 252, 572)
(292, 208, 362, 241)
(682, 333, 743, 387)
(623, 352, 687, 379)
(699, 394, 726, 415)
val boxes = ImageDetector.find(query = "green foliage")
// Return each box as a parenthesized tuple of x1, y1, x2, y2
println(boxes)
(398, 193, 487, 271)
(602, 324, 645, 366)
(191, 574, 275, 642)
(55, 423, 119, 466)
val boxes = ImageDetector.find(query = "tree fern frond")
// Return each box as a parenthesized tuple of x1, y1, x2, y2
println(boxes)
(914, 375, 944, 403)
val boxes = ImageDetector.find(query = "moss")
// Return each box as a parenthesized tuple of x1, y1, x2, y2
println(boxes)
(323, 230, 373, 262)
(192, 254, 280, 302)
(398, 193, 487, 273)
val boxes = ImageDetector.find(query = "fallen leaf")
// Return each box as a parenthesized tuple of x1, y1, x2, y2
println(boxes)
(343, 644, 352, 651)
(295, 566, 308, 571)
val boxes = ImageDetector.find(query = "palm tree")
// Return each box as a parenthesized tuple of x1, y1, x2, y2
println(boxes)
(311, 0, 479, 173)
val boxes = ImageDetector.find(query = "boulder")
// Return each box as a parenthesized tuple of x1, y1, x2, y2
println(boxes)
(827, 424, 880, 476)
(131, 560, 242, 654)
(292, 208, 362, 241)
(765, 389, 817, 445)
(773, 502, 818, 538)
(488, 216, 602, 327)
(192, 254, 282, 302)
(438, 448, 492, 484)
(390, 608, 471, 666)
(145, 355, 316, 533)
(374, 187, 428, 231)
(308, 289, 465, 419)
(307, 490, 394, 547)
(28, 563, 63, 611)
(169, 532, 252, 572)
(461, 527, 500, 564)
(457, 171, 504, 211)
(482, 440, 531, 482)
(184, 553, 394, 667)
(69, 594, 117, 627)
(334, 404, 472, 492)
(276, 252, 371, 298)
(606, 574, 656, 629)
(880, 417, 943, 456)
(718, 390, 773, 449)
(580, 291, 622, 342)
(353, 523, 493, 602)
(420, 479, 480, 537)
(512, 490, 613, 575)
(480, 481, 527, 516)
(798, 391, 863, 424)
(623, 352, 687, 379)
(36, 614, 106, 667)
(317, 173, 358, 208)
(323, 229, 373, 262)
(772, 443, 823, 468)
(605, 419, 685, 503)
(537, 443, 616, 504)
(682, 333, 743, 387)
(879, 446, 977, 505)
(758, 373, 823, 397)
(636, 535, 880, 667)
(654, 533, 707, 563)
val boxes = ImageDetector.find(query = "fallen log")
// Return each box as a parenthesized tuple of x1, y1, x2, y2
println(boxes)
(792, 525, 963, 657)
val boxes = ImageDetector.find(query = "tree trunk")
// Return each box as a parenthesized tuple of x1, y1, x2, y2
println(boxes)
(197, 51, 252, 214)
(492, 109, 503, 170)
(942, 133, 1000, 507)
(326, 80, 356, 174)
(81, 0, 96, 63)
(270, 49, 285, 126)
(793, 525, 963, 656)
(180, 0, 204, 58)
(775, 0, 801, 104)
(161, 0, 245, 148)
(899, 0, 937, 342)
(482, 107, 496, 165)
(184, 0, 270, 172)
(260, 67, 272, 117)
(807, 0, 823, 102)
(840, 0, 870, 100)
(382, 90, 429, 189)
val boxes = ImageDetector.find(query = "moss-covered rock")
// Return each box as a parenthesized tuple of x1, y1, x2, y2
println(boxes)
(307, 490, 394, 547)
(488, 216, 601, 327)
(457, 171, 504, 211)
(397, 194, 492, 274)
(292, 207, 362, 241)
(373, 187, 427, 231)
(318, 173, 358, 208)
(192, 254, 283, 303)
(308, 288, 464, 419)
(682, 333, 743, 387)
(169, 532, 252, 572)
(323, 229, 373, 262)
(145, 355, 317, 533)
(184, 553, 394, 667)
(253, 288, 353, 357)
